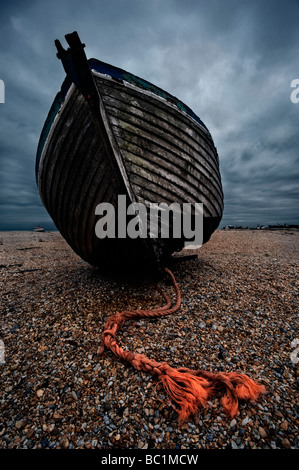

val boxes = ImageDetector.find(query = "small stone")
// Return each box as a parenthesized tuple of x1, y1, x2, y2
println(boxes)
(10, 324, 20, 333)
(26, 439, 33, 448)
(26, 429, 35, 439)
(258, 427, 267, 438)
(115, 434, 121, 441)
(15, 420, 26, 429)
(231, 440, 239, 449)
(280, 421, 288, 431)
(242, 416, 250, 426)
(217, 325, 224, 332)
(36, 389, 44, 397)
(282, 438, 291, 449)
(59, 436, 69, 449)
(230, 419, 237, 427)
(41, 437, 49, 448)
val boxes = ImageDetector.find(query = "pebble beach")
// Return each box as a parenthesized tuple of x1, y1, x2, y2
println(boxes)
(0, 229, 298, 450)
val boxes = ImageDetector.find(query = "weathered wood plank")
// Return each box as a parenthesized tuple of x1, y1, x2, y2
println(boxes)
(117, 138, 223, 205)
(95, 76, 218, 159)
(39, 88, 79, 209)
(105, 100, 222, 188)
(99, 84, 221, 180)
(122, 150, 222, 216)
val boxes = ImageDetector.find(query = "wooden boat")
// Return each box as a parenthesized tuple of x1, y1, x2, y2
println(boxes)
(35, 32, 223, 271)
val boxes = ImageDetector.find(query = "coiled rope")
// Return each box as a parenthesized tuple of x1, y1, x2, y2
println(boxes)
(99, 267, 265, 423)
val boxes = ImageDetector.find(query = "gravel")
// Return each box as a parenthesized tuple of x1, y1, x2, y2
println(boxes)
(0, 229, 298, 449)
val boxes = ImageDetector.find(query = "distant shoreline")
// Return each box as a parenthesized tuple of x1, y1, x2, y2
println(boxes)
(1, 226, 299, 234)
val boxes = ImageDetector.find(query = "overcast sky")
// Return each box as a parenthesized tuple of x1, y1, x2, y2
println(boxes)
(0, 0, 298, 230)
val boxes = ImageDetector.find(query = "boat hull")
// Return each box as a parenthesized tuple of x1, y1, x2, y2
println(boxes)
(36, 57, 223, 270)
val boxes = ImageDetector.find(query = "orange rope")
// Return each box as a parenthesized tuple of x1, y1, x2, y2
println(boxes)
(99, 267, 266, 423)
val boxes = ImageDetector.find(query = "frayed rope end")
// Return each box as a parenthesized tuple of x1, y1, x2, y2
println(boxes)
(156, 366, 266, 423)
(157, 366, 211, 424)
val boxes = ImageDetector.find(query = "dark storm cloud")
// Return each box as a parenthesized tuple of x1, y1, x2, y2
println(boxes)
(0, 0, 298, 230)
